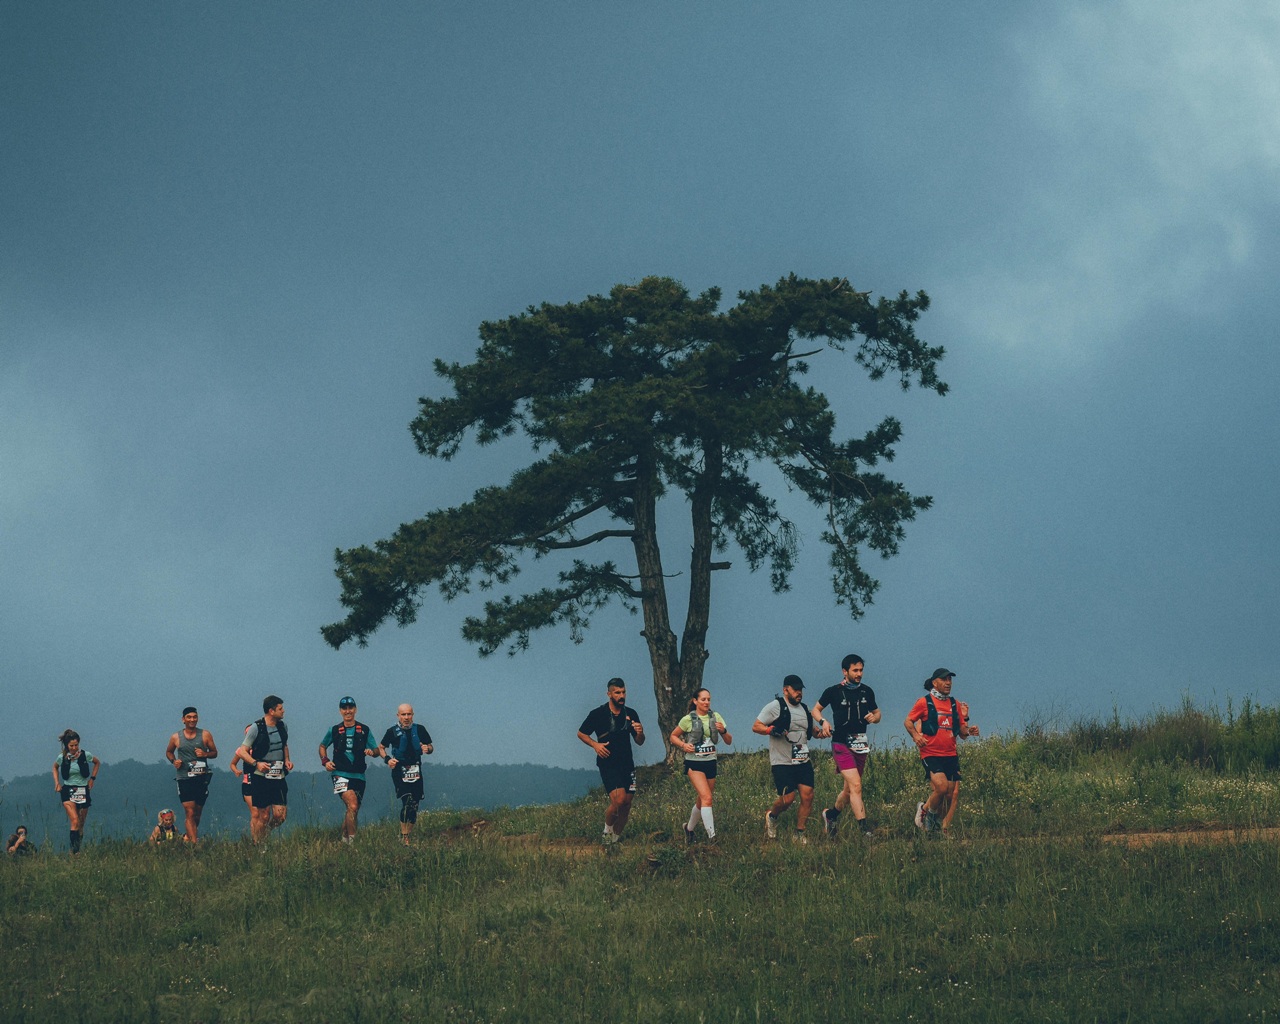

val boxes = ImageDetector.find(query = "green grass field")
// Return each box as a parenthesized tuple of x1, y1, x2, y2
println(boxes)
(4, 702, 1280, 1023)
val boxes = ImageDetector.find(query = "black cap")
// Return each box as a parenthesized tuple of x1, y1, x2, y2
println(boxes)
(929, 668, 955, 683)
(339, 696, 357, 709)
(783, 674, 805, 690)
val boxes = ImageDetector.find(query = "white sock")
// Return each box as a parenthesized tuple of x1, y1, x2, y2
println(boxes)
(687, 805, 701, 831)
(700, 806, 716, 838)
(604, 823, 614, 835)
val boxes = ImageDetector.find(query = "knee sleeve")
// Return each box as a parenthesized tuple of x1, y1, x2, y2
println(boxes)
(400, 795, 419, 824)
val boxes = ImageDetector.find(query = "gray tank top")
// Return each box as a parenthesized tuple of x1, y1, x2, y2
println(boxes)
(175, 730, 210, 780)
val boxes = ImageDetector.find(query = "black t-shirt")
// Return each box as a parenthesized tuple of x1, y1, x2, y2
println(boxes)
(578, 703, 642, 769)
(817, 683, 879, 746)
(381, 724, 432, 767)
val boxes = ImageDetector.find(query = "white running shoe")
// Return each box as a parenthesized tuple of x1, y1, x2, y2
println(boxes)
(914, 802, 925, 830)
(765, 811, 778, 840)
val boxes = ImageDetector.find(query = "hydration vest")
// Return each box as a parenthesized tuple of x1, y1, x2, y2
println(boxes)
(249, 718, 289, 761)
(59, 751, 90, 781)
(773, 696, 815, 739)
(329, 722, 371, 773)
(389, 724, 426, 765)
(688, 711, 718, 746)
(921, 694, 960, 737)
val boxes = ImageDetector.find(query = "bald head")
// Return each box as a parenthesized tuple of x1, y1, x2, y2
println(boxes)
(397, 704, 414, 727)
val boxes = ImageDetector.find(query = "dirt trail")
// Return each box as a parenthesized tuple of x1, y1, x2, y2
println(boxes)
(1100, 826, 1280, 848)
(443, 817, 1279, 854)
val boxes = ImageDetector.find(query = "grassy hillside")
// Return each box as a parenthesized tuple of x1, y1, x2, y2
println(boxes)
(4, 703, 1280, 1023)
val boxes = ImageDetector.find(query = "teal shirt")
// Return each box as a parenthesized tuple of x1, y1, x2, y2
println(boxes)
(54, 751, 95, 787)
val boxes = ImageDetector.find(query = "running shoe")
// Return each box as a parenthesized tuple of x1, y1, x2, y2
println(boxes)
(914, 802, 925, 830)
(822, 808, 838, 837)
(794, 831, 808, 845)
(602, 831, 619, 845)
(924, 810, 941, 832)
(683, 824, 696, 845)
(765, 811, 778, 839)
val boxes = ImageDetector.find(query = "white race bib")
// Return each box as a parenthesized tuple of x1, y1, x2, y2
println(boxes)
(332, 776, 349, 794)
(69, 786, 88, 804)
(265, 761, 285, 780)
(627, 771, 637, 793)
(400, 764, 421, 783)
(189, 760, 208, 776)
(693, 742, 716, 755)
(851, 733, 870, 754)
(790, 744, 810, 764)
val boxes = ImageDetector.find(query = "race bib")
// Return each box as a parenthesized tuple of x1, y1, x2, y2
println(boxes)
(401, 764, 421, 783)
(627, 771, 637, 794)
(332, 776, 349, 794)
(693, 742, 716, 755)
(790, 744, 809, 764)
(188, 760, 208, 776)
(265, 761, 285, 780)
(69, 786, 88, 804)
(851, 733, 870, 754)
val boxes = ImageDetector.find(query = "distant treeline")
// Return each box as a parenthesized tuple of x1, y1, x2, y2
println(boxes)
(0, 760, 597, 849)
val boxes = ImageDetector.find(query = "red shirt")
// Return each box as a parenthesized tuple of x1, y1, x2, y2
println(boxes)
(907, 693, 967, 758)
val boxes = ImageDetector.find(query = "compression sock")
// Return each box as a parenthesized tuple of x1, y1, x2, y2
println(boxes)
(687, 805, 701, 831)
(69, 830, 81, 853)
(700, 806, 716, 839)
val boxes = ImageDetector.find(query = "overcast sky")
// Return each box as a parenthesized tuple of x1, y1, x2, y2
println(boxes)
(4, 1, 1278, 782)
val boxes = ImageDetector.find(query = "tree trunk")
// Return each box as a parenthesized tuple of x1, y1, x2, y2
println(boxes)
(631, 461, 682, 760)
(674, 440, 721, 748)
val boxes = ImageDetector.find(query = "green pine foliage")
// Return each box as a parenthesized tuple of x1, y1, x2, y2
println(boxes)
(5, 704, 1280, 1023)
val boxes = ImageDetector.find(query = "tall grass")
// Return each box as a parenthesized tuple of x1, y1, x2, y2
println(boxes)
(4, 703, 1280, 1023)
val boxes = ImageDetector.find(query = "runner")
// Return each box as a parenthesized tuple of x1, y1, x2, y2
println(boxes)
(813, 654, 881, 837)
(149, 808, 181, 844)
(669, 688, 732, 843)
(752, 675, 817, 843)
(379, 703, 433, 846)
(228, 725, 254, 812)
(904, 668, 979, 837)
(52, 729, 99, 854)
(235, 696, 293, 843)
(165, 706, 219, 844)
(577, 678, 646, 844)
(319, 696, 379, 844)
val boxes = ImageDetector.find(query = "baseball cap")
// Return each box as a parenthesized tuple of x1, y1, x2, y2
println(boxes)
(339, 696, 357, 708)
(783, 674, 805, 690)
(929, 668, 956, 682)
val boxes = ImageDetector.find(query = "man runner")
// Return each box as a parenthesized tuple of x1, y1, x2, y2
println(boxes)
(165, 706, 219, 844)
(577, 678, 646, 844)
(380, 703, 434, 846)
(319, 696, 380, 844)
(236, 695, 293, 843)
(753, 675, 817, 843)
(905, 668, 979, 837)
(813, 654, 881, 837)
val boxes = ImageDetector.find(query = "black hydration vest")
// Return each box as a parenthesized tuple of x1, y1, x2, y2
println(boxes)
(921, 694, 960, 737)
(773, 696, 815, 739)
(249, 718, 289, 760)
(59, 751, 90, 781)
(329, 722, 371, 773)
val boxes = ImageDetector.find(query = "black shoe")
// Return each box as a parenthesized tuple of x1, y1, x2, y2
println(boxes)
(683, 824, 696, 845)
(821, 808, 838, 837)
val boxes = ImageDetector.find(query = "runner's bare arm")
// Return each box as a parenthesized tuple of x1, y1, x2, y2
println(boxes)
(578, 730, 609, 757)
